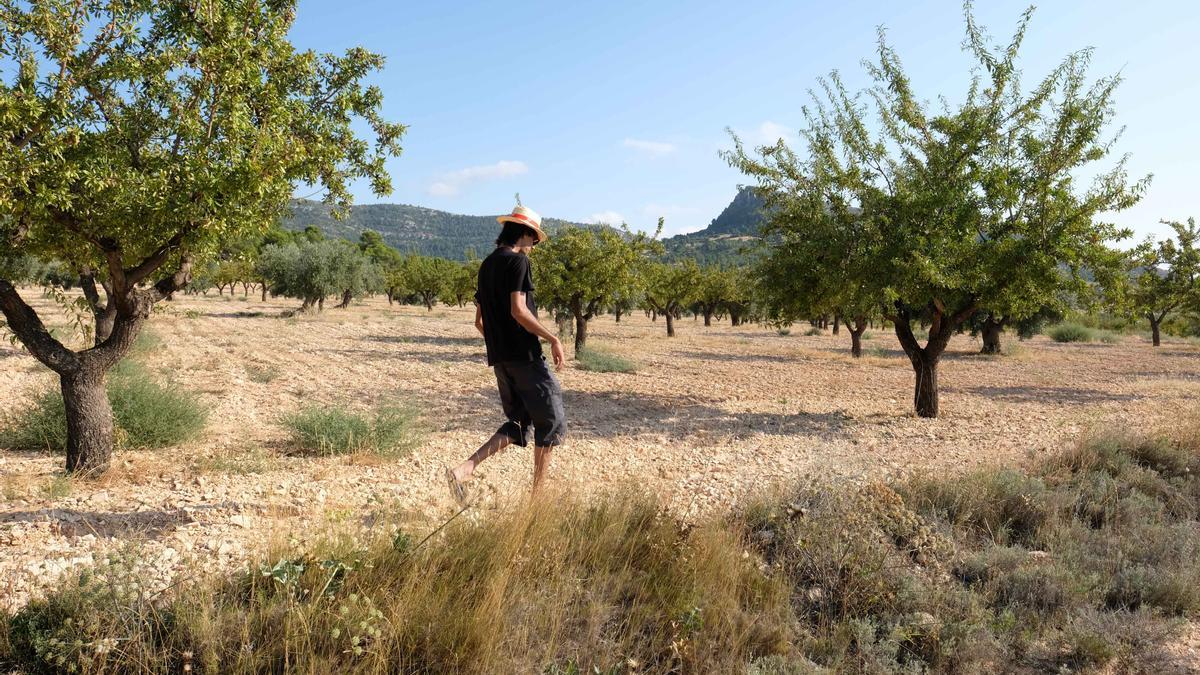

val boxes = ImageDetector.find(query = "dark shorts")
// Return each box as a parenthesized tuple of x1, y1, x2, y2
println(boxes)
(494, 358, 567, 447)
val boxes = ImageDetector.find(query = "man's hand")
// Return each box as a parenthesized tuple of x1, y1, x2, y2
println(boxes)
(549, 336, 565, 371)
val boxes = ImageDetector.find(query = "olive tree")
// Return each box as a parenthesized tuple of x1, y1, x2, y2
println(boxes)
(532, 222, 661, 352)
(0, 0, 404, 474)
(726, 5, 1143, 416)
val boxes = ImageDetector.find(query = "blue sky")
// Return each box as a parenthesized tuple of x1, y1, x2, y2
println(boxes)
(289, 1, 1199, 242)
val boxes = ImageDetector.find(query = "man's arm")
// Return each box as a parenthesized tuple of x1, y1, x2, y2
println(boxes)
(474, 304, 484, 336)
(511, 291, 564, 370)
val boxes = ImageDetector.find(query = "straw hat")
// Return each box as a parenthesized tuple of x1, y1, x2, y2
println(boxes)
(497, 204, 547, 243)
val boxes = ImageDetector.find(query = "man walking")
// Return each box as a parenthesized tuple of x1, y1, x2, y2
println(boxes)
(446, 202, 567, 503)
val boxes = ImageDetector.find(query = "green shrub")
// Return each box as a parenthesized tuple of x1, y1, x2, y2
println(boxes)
(778, 327, 792, 336)
(1049, 322, 1096, 343)
(804, 327, 823, 336)
(283, 404, 421, 457)
(575, 346, 637, 374)
(108, 363, 207, 449)
(0, 363, 205, 453)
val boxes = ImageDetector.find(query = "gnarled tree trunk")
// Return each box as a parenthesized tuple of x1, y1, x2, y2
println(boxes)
(574, 313, 589, 352)
(848, 316, 867, 358)
(980, 313, 1005, 354)
(1148, 313, 1162, 347)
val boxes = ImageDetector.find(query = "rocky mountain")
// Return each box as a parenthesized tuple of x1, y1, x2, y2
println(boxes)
(661, 187, 766, 264)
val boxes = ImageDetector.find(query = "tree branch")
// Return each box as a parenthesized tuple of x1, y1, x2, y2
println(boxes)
(0, 280, 80, 374)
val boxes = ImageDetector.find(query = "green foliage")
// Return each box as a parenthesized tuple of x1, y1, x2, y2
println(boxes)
(723, 5, 1144, 414)
(643, 259, 701, 335)
(438, 259, 479, 307)
(1118, 218, 1200, 338)
(533, 224, 662, 348)
(402, 255, 460, 310)
(575, 346, 638, 374)
(0, 363, 206, 453)
(258, 240, 380, 311)
(283, 404, 422, 457)
(1, 0, 403, 288)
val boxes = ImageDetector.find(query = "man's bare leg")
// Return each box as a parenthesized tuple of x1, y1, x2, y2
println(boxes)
(452, 431, 512, 483)
(533, 445, 553, 493)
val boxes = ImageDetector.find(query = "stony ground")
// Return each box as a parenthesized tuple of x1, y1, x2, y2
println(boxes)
(3, 291, 1199, 623)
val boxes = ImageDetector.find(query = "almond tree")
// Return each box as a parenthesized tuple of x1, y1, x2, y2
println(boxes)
(0, 0, 404, 474)
(533, 222, 662, 352)
(725, 5, 1144, 416)
(1125, 218, 1200, 346)
(643, 260, 701, 338)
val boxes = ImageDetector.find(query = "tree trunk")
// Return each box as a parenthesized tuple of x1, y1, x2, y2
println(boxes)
(893, 301, 971, 419)
(832, 315, 840, 335)
(665, 311, 675, 337)
(61, 369, 114, 476)
(703, 309, 713, 327)
(1149, 315, 1161, 347)
(980, 315, 1003, 354)
(849, 316, 867, 358)
(338, 289, 352, 309)
(651, 310, 657, 322)
(574, 313, 589, 352)
(911, 352, 939, 418)
(730, 311, 741, 327)
(614, 308, 622, 323)
(317, 296, 325, 312)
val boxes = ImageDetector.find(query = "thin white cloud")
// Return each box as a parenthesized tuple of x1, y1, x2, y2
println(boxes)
(587, 211, 626, 226)
(622, 138, 677, 158)
(727, 121, 796, 150)
(427, 160, 528, 197)
(756, 121, 794, 145)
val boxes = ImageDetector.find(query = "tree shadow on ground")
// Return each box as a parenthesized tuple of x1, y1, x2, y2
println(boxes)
(311, 346, 484, 364)
(0, 503, 238, 539)
(449, 387, 851, 441)
(366, 334, 482, 347)
(669, 349, 801, 364)
(950, 385, 1143, 404)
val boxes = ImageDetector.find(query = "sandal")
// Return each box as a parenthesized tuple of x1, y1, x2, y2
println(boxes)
(445, 467, 468, 506)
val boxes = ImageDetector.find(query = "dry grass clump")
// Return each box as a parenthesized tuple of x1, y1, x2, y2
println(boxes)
(4, 428, 1200, 673)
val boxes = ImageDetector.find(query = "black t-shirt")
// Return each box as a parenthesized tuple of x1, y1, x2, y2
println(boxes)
(476, 247, 543, 366)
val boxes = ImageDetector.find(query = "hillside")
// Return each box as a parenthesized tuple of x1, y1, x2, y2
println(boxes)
(284, 187, 769, 263)
(282, 200, 596, 260)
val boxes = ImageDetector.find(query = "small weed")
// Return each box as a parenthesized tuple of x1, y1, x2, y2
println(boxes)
(777, 328, 792, 336)
(804, 327, 823, 336)
(245, 363, 282, 384)
(42, 475, 73, 499)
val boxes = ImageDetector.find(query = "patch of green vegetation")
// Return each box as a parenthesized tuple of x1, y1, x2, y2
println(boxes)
(0, 362, 206, 453)
(1048, 322, 1096, 343)
(282, 403, 422, 457)
(804, 327, 822, 336)
(245, 363, 282, 384)
(575, 346, 637, 374)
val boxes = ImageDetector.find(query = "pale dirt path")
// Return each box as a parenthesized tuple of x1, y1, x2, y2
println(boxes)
(2, 292, 1199, 628)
